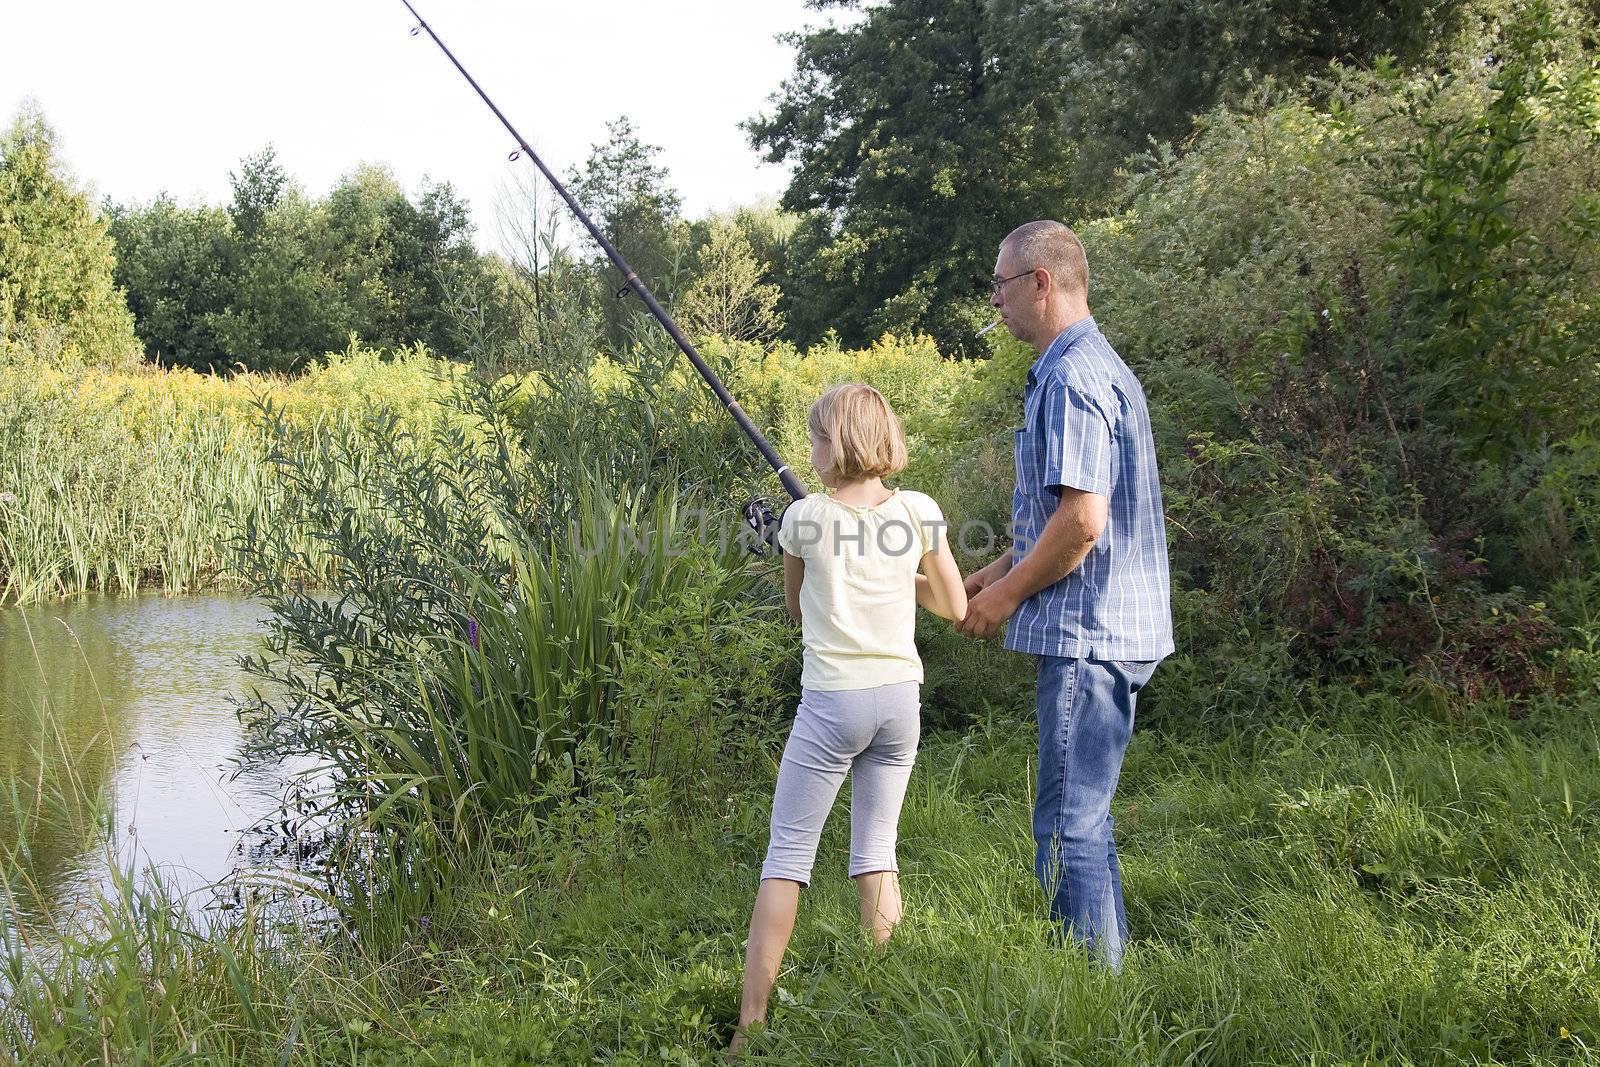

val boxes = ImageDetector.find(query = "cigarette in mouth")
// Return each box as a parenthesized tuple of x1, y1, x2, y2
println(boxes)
(974, 319, 1001, 338)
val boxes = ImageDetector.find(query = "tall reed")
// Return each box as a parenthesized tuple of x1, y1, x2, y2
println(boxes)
(233, 369, 763, 851)
(0, 346, 455, 605)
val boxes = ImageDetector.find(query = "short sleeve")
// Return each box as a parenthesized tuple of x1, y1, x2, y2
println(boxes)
(776, 499, 811, 557)
(1041, 379, 1114, 497)
(907, 492, 950, 557)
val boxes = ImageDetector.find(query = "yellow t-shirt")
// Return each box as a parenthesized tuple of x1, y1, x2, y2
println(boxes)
(776, 488, 950, 691)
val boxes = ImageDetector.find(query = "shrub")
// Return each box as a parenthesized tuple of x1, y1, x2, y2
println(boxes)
(1515, 433, 1600, 672)
(1044, 7, 1600, 711)
(612, 553, 798, 804)
(233, 371, 788, 861)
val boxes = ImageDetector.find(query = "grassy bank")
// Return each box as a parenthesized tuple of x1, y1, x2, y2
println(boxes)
(0, 334, 972, 607)
(0, 343, 459, 604)
(6, 699, 1597, 1064)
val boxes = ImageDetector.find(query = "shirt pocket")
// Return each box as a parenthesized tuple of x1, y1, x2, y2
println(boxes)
(1013, 426, 1040, 491)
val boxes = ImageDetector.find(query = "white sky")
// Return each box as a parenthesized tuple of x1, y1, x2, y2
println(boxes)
(2, 0, 842, 253)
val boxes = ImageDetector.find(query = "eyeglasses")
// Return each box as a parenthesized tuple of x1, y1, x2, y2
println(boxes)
(990, 270, 1035, 297)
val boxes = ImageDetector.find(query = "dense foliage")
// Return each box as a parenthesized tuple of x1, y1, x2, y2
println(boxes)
(106, 147, 497, 373)
(0, 105, 140, 371)
(747, 0, 1080, 353)
(751, 0, 1553, 355)
(1026, 0, 1470, 190)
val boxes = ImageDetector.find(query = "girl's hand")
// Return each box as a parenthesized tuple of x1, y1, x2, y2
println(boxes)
(957, 579, 1020, 640)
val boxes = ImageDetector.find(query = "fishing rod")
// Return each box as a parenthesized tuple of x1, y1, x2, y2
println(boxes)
(397, 0, 805, 547)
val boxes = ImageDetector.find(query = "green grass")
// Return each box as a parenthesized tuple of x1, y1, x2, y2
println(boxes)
(5, 701, 1598, 1065)
(0, 332, 976, 609)
(0, 345, 458, 605)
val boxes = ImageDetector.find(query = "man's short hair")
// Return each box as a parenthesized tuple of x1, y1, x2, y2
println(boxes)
(1003, 220, 1088, 297)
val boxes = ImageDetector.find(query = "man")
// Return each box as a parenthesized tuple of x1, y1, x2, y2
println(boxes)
(958, 220, 1173, 969)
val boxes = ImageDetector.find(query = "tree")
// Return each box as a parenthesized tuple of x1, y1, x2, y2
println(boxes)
(748, 0, 1079, 355)
(106, 196, 237, 368)
(753, 0, 1471, 355)
(679, 219, 785, 343)
(567, 116, 690, 351)
(0, 104, 140, 369)
(228, 144, 288, 245)
(1033, 0, 1469, 191)
(211, 189, 347, 373)
(482, 170, 606, 379)
(322, 164, 481, 355)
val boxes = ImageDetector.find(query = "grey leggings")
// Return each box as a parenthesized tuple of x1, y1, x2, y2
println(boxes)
(761, 681, 920, 885)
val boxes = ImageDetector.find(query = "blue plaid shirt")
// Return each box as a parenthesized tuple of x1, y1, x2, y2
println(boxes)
(1005, 317, 1174, 661)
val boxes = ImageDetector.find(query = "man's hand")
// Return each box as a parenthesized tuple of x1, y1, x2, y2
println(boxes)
(959, 490, 1106, 644)
(957, 579, 1020, 640)
(962, 549, 1013, 600)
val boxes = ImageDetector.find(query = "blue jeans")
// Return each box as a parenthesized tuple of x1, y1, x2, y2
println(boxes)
(1033, 656, 1158, 969)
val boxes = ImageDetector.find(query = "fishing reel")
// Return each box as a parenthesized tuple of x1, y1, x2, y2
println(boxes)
(741, 497, 781, 556)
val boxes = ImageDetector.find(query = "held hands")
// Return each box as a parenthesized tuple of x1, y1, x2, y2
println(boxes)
(962, 567, 994, 599)
(956, 573, 1020, 640)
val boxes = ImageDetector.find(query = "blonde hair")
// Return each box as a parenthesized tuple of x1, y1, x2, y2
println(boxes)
(1003, 220, 1088, 297)
(807, 383, 908, 481)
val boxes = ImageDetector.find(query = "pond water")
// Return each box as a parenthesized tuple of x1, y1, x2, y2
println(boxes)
(0, 594, 305, 939)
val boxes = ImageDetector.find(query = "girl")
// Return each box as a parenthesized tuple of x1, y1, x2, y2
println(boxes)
(732, 383, 967, 1053)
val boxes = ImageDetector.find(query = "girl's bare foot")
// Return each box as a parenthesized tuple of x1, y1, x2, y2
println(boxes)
(726, 1020, 761, 1059)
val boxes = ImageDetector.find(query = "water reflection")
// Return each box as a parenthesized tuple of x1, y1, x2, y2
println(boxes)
(0, 594, 300, 935)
